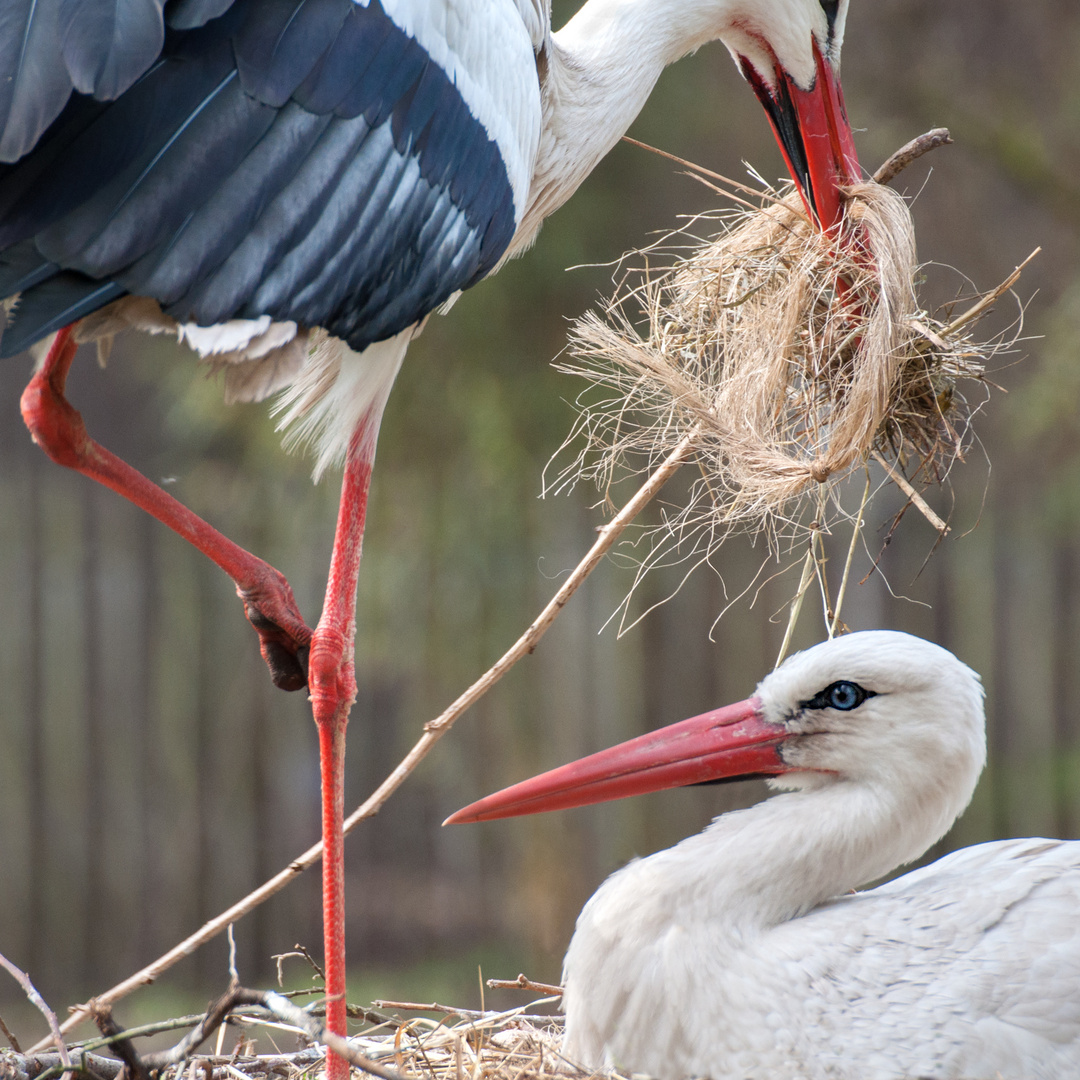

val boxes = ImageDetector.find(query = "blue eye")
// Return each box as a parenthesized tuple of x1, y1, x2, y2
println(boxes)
(803, 680, 874, 711)
(828, 682, 861, 709)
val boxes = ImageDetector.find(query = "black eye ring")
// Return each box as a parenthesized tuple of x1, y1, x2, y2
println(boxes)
(802, 680, 875, 712)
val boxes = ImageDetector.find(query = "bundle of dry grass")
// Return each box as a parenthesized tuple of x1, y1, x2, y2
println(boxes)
(549, 169, 1027, 619)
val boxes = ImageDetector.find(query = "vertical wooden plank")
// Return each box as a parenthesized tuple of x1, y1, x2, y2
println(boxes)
(25, 465, 45, 978)
(1052, 540, 1077, 837)
(82, 482, 106, 987)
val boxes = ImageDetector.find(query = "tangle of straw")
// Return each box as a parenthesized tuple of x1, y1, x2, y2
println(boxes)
(548, 178, 1010, 628)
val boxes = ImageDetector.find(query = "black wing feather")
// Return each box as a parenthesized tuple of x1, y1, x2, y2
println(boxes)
(0, 1, 71, 162)
(233, 0, 351, 109)
(58, 0, 166, 100)
(0, 0, 522, 357)
(0, 0, 240, 162)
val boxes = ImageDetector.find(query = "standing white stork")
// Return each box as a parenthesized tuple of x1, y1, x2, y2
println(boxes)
(0, 0, 860, 1069)
(448, 631, 1080, 1080)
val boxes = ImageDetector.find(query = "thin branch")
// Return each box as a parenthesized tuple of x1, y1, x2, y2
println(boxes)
(830, 473, 872, 637)
(940, 248, 1041, 335)
(0, 1011, 23, 1053)
(130, 986, 405, 1080)
(485, 976, 563, 996)
(775, 550, 816, 669)
(872, 128, 952, 185)
(871, 451, 949, 534)
(0, 951, 72, 1072)
(619, 136, 799, 214)
(89, 1004, 149, 1080)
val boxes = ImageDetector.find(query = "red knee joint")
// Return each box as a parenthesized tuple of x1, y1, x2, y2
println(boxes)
(20, 375, 95, 469)
(308, 628, 357, 715)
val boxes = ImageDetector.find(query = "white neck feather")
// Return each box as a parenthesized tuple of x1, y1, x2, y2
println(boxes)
(667, 777, 952, 931)
(510, 0, 735, 254)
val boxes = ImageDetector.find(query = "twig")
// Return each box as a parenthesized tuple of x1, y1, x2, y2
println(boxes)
(126, 985, 406, 1080)
(39, 429, 699, 1051)
(619, 136, 796, 214)
(373, 1002, 561, 1032)
(1, 1052, 123, 1080)
(485, 976, 563, 996)
(226, 926, 239, 986)
(0, 1011, 23, 1052)
(830, 473, 871, 638)
(871, 451, 949, 534)
(272, 946, 324, 987)
(775, 550, 816, 669)
(940, 248, 1041, 336)
(88, 1004, 149, 1080)
(0, 951, 72, 1072)
(872, 128, 952, 185)
(238, 990, 407, 1080)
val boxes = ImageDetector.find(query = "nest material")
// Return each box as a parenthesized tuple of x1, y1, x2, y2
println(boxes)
(551, 180, 1006, 556)
(14, 1001, 577, 1080)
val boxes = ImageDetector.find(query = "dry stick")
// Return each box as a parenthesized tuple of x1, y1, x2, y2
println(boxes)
(131, 986, 405, 1080)
(626, 126, 953, 206)
(871, 129, 952, 186)
(0, 951, 72, 1072)
(40, 427, 701, 1052)
(88, 1003, 150, 1080)
(486, 976, 563, 996)
(829, 473, 872, 638)
(775, 550, 817, 670)
(620, 136, 797, 215)
(0, 1011, 23, 1053)
(870, 451, 949, 534)
(940, 247, 1041, 336)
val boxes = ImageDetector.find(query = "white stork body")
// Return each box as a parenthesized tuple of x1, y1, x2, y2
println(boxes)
(450, 633, 1080, 1080)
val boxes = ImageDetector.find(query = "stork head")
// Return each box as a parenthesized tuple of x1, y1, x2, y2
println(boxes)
(445, 632, 986, 842)
(721, 0, 860, 231)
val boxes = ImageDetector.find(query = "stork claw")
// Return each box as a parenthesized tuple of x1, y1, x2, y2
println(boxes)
(240, 585, 314, 692)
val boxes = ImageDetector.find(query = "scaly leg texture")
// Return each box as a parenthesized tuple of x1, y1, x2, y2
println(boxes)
(309, 424, 375, 1080)
(19, 327, 313, 689)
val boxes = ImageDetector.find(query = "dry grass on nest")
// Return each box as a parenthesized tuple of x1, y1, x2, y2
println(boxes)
(27, 1001, 580, 1080)
(341, 1005, 574, 1080)
(547, 176, 1026, 620)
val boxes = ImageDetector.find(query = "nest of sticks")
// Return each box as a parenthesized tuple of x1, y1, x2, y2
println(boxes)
(1, 982, 578, 1080)
(549, 146, 1031, 616)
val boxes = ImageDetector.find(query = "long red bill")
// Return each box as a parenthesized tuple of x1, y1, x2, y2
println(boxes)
(444, 697, 791, 825)
(741, 40, 860, 232)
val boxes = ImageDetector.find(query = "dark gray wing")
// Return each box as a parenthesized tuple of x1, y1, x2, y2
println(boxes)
(0, 0, 245, 162)
(0, 0, 537, 355)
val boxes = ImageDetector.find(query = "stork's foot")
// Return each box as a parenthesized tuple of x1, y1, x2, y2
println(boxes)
(238, 574, 315, 691)
(239, 575, 312, 692)
(22, 325, 315, 693)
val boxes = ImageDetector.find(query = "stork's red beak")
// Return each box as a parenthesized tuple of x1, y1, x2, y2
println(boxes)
(444, 698, 792, 824)
(740, 40, 860, 232)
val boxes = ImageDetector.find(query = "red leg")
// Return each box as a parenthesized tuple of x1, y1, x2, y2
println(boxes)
(308, 423, 375, 1080)
(19, 327, 313, 690)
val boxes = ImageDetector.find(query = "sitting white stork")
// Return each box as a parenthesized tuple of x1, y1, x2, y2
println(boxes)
(449, 631, 1080, 1080)
(0, 0, 861, 1067)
